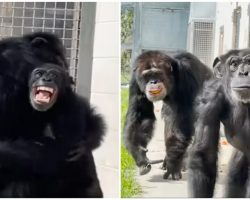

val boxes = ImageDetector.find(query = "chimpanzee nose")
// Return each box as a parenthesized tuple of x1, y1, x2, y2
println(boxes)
(150, 80, 158, 84)
(42, 77, 52, 82)
(239, 71, 249, 76)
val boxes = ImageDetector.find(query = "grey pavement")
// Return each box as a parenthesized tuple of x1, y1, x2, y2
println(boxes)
(136, 101, 233, 198)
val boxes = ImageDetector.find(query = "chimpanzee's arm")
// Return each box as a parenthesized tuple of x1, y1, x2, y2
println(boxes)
(0, 138, 65, 179)
(47, 95, 106, 162)
(188, 81, 225, 197)
(163, 110, 193, 180)
(225, 149, 248, 197)
(123, 75, 156, 175)
(0, 95, 105, 178)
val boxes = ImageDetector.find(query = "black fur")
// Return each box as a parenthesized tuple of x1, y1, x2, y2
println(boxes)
(0, 32, 105, 197)
(27, 64, 105, 197)
(0, 32, 67, 139)
(124, 50, 212, 178)
(188, 49, 250, 197)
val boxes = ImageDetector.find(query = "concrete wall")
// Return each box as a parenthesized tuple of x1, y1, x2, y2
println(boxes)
(90, 2, 119, 198)
(189, 2, 216, 20)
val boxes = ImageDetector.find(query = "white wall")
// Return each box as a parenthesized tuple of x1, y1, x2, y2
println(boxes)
(189, 2, 216, 20)
(237, 2, 249, 49)
(214, 2, 250, 58)
(90, 2, 119, 198)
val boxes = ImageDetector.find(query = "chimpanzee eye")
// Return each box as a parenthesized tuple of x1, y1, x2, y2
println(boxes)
(229, 57, 240, 72)
(34, 71, 43, 78)
(243, 54, 250, 64)
(49, 73, 57, 79)
(230, 62, 238, 72)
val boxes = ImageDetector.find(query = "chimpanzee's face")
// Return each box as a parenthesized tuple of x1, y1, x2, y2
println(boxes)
(227, 54, 250, 104)
(29, 63, 69, 111)
(134, 51, 176, 102)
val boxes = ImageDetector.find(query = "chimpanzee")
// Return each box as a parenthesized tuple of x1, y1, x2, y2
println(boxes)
(188, 49, 250, 197)
(124, 50, 212, 179)
(0, 32, 105, 197)
(26, 63, 105, 197)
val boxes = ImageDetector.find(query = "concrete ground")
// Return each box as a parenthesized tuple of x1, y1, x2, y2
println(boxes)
(135, 101, 234, 198)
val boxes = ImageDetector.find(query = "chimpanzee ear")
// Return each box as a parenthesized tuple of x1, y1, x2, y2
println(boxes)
(170, 59, 179, 79)
(213, 56, 221, 68)
(30, 37, 49, 47)
(132, 58, 140, 72)
(213, 57, 223, 78)
(170, 59, 178, 72)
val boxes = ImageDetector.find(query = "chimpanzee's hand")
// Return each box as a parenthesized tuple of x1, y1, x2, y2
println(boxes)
(163, 170, 182, 180)
(66, 140, 87, 162)
(139, 162, 152, 175)
(138, 159, 164, 175)
(32, 136, 69, 175)
(161, 156, 167, 170)
(163, 166, 182, 180)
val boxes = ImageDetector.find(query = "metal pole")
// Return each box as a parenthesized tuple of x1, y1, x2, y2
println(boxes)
(76, 2, 96, 100)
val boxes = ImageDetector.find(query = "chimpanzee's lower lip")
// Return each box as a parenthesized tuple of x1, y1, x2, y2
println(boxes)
(34, 100, 50, 105)
(232, 86, 250, 89)
(149, 89, 162, 95)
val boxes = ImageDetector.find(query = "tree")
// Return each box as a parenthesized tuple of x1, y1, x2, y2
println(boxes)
(121, 6, 134, 84)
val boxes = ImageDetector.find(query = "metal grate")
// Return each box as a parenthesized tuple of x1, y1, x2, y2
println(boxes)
(192, 21, 214, 67)
(0, 2, 82, 82)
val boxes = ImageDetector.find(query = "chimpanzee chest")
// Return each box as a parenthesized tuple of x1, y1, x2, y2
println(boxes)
(223, 110, 250, 152)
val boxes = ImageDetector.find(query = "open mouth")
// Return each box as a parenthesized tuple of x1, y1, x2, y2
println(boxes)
(232, 86, 250, 90)
(149, 88, 162, 95)
(33, 86, 57, 104)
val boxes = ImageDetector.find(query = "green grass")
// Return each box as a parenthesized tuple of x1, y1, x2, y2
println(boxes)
(121, 88, 129, 128)
(121, 88, 142, 198)
(121, 73, 130, 85)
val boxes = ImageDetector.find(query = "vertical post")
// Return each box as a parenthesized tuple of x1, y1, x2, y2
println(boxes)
(76, 2, 96, 100)
(131, 2, 142, 64)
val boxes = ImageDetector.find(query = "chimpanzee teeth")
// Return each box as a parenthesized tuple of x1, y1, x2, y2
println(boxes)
(37, 86, 54, 93)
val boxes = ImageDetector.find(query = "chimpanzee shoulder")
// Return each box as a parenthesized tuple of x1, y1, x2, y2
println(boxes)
(195, 79, 228, 118)
(169, 52, 213, 104)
